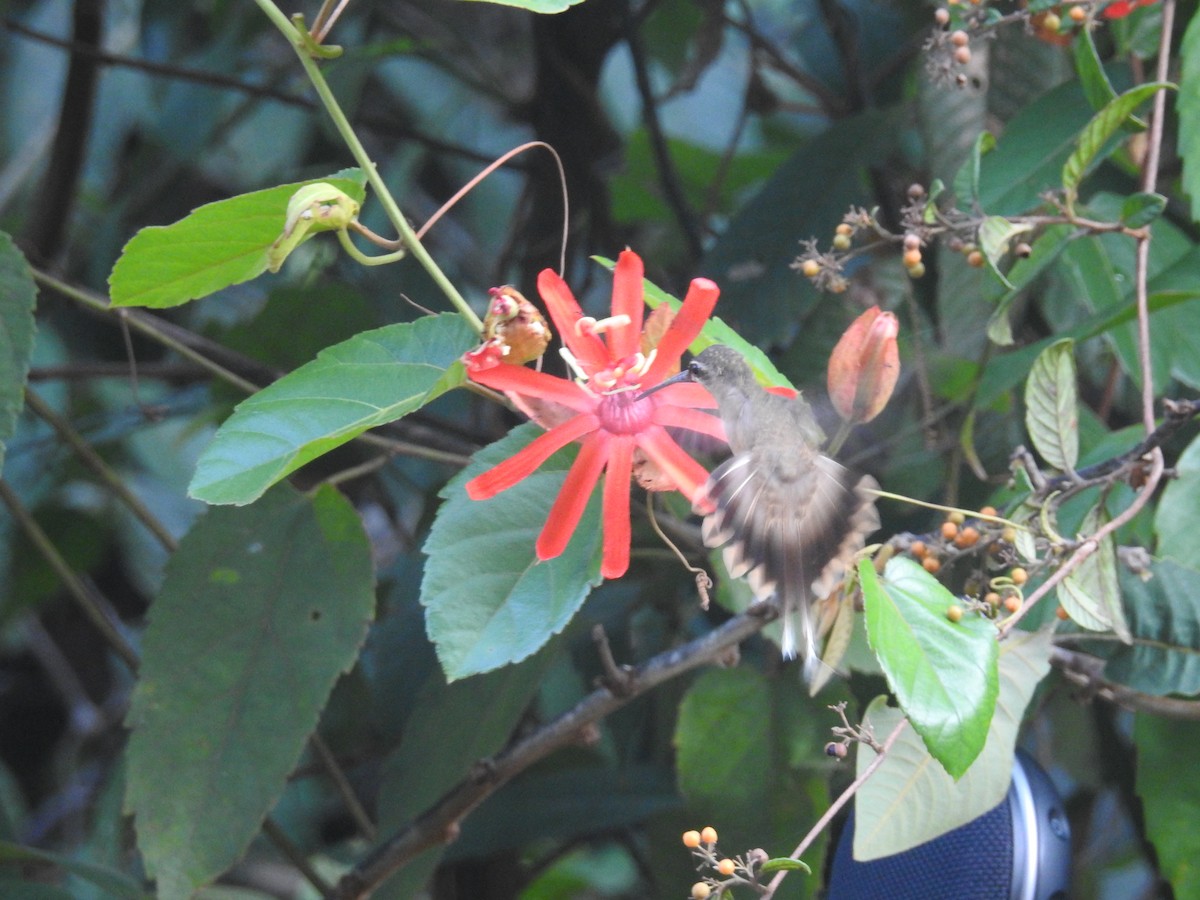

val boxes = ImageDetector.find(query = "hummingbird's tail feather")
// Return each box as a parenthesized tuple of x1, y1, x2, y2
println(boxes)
(698, 452, 880, 676)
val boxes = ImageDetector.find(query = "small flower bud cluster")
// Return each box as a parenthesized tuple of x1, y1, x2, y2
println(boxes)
(681, 826, 772, 898)
(903, 506, 1038, 619)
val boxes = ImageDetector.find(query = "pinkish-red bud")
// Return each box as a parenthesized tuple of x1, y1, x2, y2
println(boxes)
(827, 306, 899, 425)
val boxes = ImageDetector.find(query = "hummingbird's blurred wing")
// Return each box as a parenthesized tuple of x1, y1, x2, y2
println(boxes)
(699, 452, 880, 667)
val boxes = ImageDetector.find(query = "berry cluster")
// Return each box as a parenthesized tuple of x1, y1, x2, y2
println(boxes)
(682, 826, 771, 899)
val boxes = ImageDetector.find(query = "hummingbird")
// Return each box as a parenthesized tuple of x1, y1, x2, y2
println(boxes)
(641, 345, 880, 678)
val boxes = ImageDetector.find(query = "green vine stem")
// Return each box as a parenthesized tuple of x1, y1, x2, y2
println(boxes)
(252, 0, 483, 333)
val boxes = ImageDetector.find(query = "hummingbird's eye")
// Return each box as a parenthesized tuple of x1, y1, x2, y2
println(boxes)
(688, 360, 706, 378)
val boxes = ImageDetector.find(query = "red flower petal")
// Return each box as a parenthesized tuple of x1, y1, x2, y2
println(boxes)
(537, 269, 610, 372)
(469, 364, 595, 414)
(652, 381, 718, 410)
(635, 425, 711, 503)
(642, 278, 721, 384)
(652, 405, 727, 442)
(536, 433, 609, 561)
(600, 436, 634, 578)
(467, 413, 599, 499)
(607, 250, 645, 361)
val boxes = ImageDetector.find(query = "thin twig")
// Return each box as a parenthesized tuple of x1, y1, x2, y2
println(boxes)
(1051, 646, 1200, 720)
(309, 733, 377, 842)
(762, 716, 909, 898)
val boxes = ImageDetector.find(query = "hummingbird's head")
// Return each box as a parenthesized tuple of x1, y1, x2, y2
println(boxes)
(636, 344, 754, 402)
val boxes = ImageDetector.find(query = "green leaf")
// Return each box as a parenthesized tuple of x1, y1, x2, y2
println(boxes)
(125, 485, 375, 898)
(421, 423, 603, 681)
(1156, 432, 1200, 565)
(1135, 714, 1200, 899)
(0, 232, 37, 475)
(977, 215, 1034, 289)
(1062, 82, 1173, 201)
(1059, 505, 1131, 640)
(189, 314, 476, 505)
(1077, 559, 1200, 696)
(859, 558, 999, 779)
(109, 170, 367, 309)
(1120, 191, 1167, 227)
(593, 256, 795, 391)
(853, 628, 1054, 860)
(985, 224, 1075, 346)
(759, 857, 812, 875)
(1178, 11, 1200, 223)
(952, 131, 996, 210)
(1024, 339, 1079, 472)
(0, 842, 147, 899)
(1073, 24, 1119, 111)
(675, 668, 771, 807)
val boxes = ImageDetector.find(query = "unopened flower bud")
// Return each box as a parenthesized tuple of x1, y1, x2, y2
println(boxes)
(827, 306, 900, 425)
(269, 182, 360, 272)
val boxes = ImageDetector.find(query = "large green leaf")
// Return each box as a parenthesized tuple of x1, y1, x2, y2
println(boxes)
(189, 313, 476, 505)
(0, 233, 37, 476)
(1061, 82, 1171, 201)
(1074, 559, 1200, 696)
(860, 557, 999, 779)
(1024, 339, 1079, 472)
(853, 628, 1054, 861)
(1136, 715, 1200, 899)
(108, 171, 366, 309)
(1156, 428, 1200, 566)
(124, 485, 375, 898)
(374, 644, 559, 900)
(421, 423, 603, 681)
(1177, 10, 1200, 223)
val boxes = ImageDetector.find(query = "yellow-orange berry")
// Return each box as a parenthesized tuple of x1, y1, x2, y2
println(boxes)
(935, 7, 951, 25)
(946, 604, 964, 622)
(1003, 595, 1022, 613)
(701, 826, 718, 844)
(801, 258, 821, 278)
(1042, 11, 1062, 31)
(955, 526, 980, 548)
(836, 223, 854, 236)
(923, 556, 942, 574)
(903, 248, 923, 268)
(692, 883, 712, 900)
(967, 249, 985, 267)
(1001, 527, 1017, 544)
(948, 511, 965, 525)
(907, 261, 926, 279)
(717, 858, 737, 877)
(910, 540, 927, 558)
(979, 505, 997, 518)
(984, 591, 1001, 607)
(683, 830, 702, 848)
(953, 46, 971, 65)
(950, 29, 969, 46)
(832, 233, 852, 251)
(942, 521, 959, 540)
(1069, 5, 1087, 22)
(1056, 605, 1070, 620)
(1011, 567, 1028, 585)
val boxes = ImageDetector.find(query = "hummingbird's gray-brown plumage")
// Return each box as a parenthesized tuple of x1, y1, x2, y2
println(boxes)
(674, 345, 880, 676)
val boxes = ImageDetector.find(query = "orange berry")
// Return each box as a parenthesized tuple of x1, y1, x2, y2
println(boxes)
(1003, 595, 1021, 613)
(984, 591, 1001, 607)
(701, 826, 718, 844)
(903, 248, 923, 268)
(946, 604, 964, 622)
(967, 249, 985, 267)
(1001, 526, 1017, 544)
(801, 259, 821, 278)
(1069, 5, 1086, 22)
(979, 505, 997, 518)
(1011, 567, 1028, 585)
(953, 45, 972, 65)
(950, 29, 969, 46)
(923, 556, 942, 574)
(955, 526, 980, 548)
(935, 7, 951, 25)
(1056, 605, 1070, 620)
(717, 858, 737, 876)
(692, 883, 712, 900)
(836, 223, 854, 236)
(942, 521, 959, 540)
(683, 830, 702, 848)
(910, 540, 927, 558)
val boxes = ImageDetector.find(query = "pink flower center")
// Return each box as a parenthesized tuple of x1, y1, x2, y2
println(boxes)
(596, 390, 654, 435)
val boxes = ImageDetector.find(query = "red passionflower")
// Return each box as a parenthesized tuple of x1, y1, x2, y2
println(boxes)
(465, 250, 725, 579)
(1102, 0, 1156, 18)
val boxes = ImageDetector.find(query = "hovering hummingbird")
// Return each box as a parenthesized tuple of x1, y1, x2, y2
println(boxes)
(641, 345, 880, 677)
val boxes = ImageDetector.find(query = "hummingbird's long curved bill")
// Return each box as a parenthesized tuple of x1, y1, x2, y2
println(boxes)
(636, 368, 693, 401)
